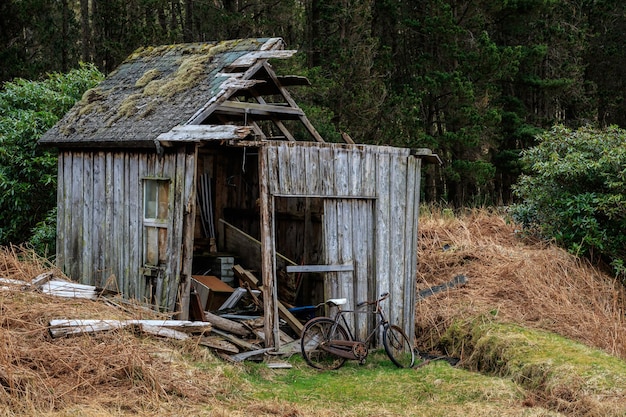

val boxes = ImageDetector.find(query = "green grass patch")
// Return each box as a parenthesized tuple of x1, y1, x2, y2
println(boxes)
(441, 318, 626, 414)
(236, 351, 537, 416)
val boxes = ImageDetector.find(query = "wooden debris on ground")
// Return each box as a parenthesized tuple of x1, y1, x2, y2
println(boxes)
(2, 264, 308, 366)
(1, 271, 118, 300)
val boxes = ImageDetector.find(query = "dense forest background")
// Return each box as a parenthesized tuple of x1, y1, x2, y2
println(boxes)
(2, 0, 625, 207)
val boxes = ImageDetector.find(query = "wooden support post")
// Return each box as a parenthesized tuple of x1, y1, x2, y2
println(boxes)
(258, 145, 278, 349)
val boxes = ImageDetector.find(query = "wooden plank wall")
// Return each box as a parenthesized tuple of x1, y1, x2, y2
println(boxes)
(264, 142, 421, 343)
(56, 147, 195, 313)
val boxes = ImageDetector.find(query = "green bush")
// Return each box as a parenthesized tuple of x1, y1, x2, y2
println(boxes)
(511, 125, 626, 278)
(0, 64, 103, 255)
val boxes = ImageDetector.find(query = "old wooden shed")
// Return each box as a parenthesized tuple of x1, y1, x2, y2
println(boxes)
(39, 37, 436, 347)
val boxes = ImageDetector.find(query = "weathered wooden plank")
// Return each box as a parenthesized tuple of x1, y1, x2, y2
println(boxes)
(92, 152, 106, 288)
(285, 264, 353, 273)
(210, 328, 260, 351)
(0, 278, 28, 287)
(204, 311, 250, 337)
(179, 145, 197, 320)
(127, 153, 139, 299)
(199, 336, 239, 354)
(137, 154, 148, 304)
(277, 300, 303, 337)
(104, 152, 114, 288)
(31, 272, 53, 288)
(71, 151, 85, 283)
(113, 152, 125, 293)
(82, 153, 94, 286)
(56, 153, 66, 272)
(228, 347, 274, 362)
(389, 153, 408, 328)
(323, 200, 339, 305)
(403, 156, 420, 340)
(375, 152, 391, 326)
(336, 200, 355, 335)
(157, 125, 252, 143)
(49, 319, 211, 338)
(259, 145, 278, 348)
(353, 200, 371, 340)
(228, 50, 297, 68)
(138, 324, 190, 340)
(215, 100, 304, 118)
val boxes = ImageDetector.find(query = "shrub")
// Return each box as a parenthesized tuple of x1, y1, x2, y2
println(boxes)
(0, 64, 103, 255)
(511, 125, 626, 278)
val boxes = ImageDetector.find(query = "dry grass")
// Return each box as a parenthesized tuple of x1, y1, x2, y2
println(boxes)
(0, 245, 235, 416)
(415, 207, 626, 360)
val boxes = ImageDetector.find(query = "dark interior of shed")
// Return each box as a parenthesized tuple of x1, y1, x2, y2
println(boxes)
(191, 145, 325, 316)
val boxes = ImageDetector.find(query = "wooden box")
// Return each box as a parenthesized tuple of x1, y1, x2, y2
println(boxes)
(191, 275, 235, 311)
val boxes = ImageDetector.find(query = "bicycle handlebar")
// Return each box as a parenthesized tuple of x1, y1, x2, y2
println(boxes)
(357, 291, 389, 307)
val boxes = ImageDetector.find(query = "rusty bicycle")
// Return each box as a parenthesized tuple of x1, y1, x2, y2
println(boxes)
(300, 292, 415, 370)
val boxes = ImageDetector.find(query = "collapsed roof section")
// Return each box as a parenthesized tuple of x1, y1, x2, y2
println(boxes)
(39, 37, 332, 148)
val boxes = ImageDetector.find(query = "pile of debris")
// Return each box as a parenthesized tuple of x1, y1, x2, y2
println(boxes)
(190, 264, 304, 364)
(0, 262, 304, 367)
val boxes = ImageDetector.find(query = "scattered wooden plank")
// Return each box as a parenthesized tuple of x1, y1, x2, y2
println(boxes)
(210, 328, 260, 351)
(285, 264, 354, 273)
(48, 319, 212, 338)
(266, 361, 293, 369)
(199, 336, 239, 354)
(40, 280, 98, 299)
(31, 272, 54, 289)
(277, 300, 304, 337)
(0, 278, 28, 287)
(157, 124, 252, 143)
(139, 324, 190, 340)
(204, 311, 250, 337)
(229, 347, 273, 362)
(233, 264, 304, 337)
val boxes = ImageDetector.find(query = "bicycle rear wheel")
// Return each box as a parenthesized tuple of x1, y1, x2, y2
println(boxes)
(301, 317, 350, 370)
(383, 325, 415, 368)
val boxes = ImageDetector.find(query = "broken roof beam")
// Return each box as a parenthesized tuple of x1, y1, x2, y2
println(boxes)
(249, 90, 296, 141)
(156, 125, 252, 144)
(214, 101, 305, 118)
(227, 50, 298, 69)
(261, 62, 325, 143)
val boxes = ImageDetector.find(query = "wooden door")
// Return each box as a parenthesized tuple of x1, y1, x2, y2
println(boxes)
(323, 198, 375, 341)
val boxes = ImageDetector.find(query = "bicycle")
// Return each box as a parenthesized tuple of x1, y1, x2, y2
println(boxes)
(300, 292, 415, 370)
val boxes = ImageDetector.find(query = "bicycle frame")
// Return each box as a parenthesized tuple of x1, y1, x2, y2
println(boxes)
(321, 294, 391, 362)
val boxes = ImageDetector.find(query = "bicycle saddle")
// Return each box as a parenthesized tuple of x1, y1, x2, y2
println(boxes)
(326, 298, 347, 306)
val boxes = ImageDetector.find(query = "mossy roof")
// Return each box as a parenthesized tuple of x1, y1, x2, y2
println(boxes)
(39, 38, 286, 148)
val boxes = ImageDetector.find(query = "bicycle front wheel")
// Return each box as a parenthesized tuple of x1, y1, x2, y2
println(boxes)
(383, 325, 415, 368)
(301, 317, 350, 370)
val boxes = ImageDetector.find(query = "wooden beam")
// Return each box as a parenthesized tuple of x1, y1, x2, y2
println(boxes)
(233, 264, 303, 337)
(250, 90, 296, 141)
(204, 311, 251, 337)
(228, 50, 298, 68)
(157, 125, 252, 143)
(262, 62, 326, 143)
(286, 264, 354, 273)
(215, 101, 304, 118)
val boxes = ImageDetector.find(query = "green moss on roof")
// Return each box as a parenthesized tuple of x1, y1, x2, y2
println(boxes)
(135, 69, 162, 88)
(40, 38, 283, 144)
